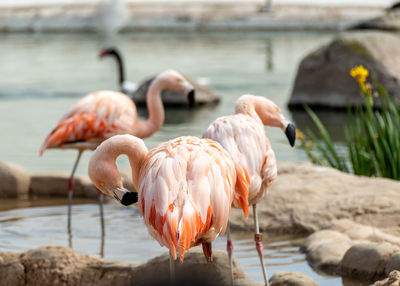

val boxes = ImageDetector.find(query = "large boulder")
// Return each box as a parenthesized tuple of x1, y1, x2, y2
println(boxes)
(289, 32, 400, 109)
(229, 162, 400, 235)
(0, 161, 30, 198)
(0, 246, 261, 286)
(131, 76, 220, 107)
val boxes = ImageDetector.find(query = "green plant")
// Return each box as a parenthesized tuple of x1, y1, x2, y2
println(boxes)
(299, 65, 400, 180)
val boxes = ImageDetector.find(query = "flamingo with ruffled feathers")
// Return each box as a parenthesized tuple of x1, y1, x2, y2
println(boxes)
(88, 134, 238, 283)
(40, 70, 195, 244)
(203, 94, 296, 286)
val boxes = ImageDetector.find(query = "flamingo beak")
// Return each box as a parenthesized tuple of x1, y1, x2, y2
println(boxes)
(285, 123, 296, 147)
(113, 187, 138, 206)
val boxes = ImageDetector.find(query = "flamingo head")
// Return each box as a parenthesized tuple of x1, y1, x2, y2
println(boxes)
(98, 47, 119, 59)
(158, 70, 196, 107)
(237, 94, 296, 147)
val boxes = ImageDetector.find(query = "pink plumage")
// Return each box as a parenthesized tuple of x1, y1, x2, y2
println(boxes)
(88, 135, 237, 263)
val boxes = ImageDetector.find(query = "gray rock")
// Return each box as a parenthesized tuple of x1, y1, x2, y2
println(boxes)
(0, 161, 30, 198)
(341, 242, 400, 281)
(351, 11, 400, 31)
(29, 173, 98, 198)
(229, 162, 400, 235)
(374, 270, 400, 286)
(132, 76, 220, 107)
(302, 229, 351, 273)
(0, 246, 261, 286)
(302, 220, 400, 279)
(29, 172, 135, 199)
(386, 252, 400, 274)
(289, 32, 400, 109)
(270, 271, 318, 286)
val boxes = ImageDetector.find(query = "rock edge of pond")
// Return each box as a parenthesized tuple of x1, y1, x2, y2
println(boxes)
(0, 246, 318, 286)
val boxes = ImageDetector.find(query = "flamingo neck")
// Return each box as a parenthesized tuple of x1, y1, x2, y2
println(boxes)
(135, 78, 165, 139)
(91, 135, 148, 191)
(235, 97, 262, 123)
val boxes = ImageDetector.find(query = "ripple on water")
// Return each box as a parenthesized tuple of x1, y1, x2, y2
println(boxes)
(0, 199, 350, 285)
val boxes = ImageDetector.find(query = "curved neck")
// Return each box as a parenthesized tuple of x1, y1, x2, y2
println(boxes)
(90, 135, 148, 190)
(235, 97, 261, 123)
(110, 51, 125, 86)
(134, 77, 165, 139)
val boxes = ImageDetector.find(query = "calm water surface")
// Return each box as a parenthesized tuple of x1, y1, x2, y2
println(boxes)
(0, 32, 358, 285)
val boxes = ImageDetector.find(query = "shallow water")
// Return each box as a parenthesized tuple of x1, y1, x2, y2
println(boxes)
(0, 31, 360, 284)
(0, 198, 348, 285)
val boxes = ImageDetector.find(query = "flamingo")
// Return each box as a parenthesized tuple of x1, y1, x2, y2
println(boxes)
(203, 94, 296, 286)
(88, 134, 238, 283)
(39, 70, 195, 246)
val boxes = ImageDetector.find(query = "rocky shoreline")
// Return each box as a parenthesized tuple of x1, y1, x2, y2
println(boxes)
(1, 160, 400, 285)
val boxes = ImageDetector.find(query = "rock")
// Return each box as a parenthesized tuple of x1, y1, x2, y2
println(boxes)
(386, 252, 400, 274)
(0, 246, 260, 286)
(341, 242, 400, 281)
(130, 248, 260, 286)
(270, 271, 318, 286)
(0, 161, 30, 198)
(229, 162, 400, 235)
(301, 229, 351, 273)
(29, 173, 98, 198)
(289, 32, 400, 109)
(29, 172, 135, 198)
(131, 76, 220, 107)
(302, 220, 400, 279)
(351, 11, 400, 31)
(0, 251, 25, 286)
(374, 270, 400, 286)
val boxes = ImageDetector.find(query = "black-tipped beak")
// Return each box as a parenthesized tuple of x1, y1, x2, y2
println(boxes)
(121, 191, 138, 206)
(188, 89, 195, 108)
(285, 123, 296, 147)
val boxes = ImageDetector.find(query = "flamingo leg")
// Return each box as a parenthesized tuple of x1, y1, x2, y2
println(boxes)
(98, 190, 105, 257)
(253, 204, 270, 286)
(226, 222, 234, 286)
(67, 150, 83, 247)
(169, 251, 175, 285)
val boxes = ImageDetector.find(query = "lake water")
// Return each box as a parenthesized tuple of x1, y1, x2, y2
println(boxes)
(0, 31, 361, 285)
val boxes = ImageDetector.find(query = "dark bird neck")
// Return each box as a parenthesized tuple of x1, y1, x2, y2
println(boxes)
(109, 51, 125, 88)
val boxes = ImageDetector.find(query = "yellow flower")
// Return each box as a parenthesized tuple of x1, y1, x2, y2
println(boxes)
(350, 65, 369, 84)
(296, 130, 306, 142)
(306, 140, 313, 149)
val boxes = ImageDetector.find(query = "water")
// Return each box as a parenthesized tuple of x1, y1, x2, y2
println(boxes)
(0, 31, 341, 174)
(0, 31, 356, 284)
(0, 198, 346, 285)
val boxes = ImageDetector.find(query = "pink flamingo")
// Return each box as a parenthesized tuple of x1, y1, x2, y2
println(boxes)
(88, 134, 240, 283)
(40, 70, 195, 244)
(203, 94, 296, 286)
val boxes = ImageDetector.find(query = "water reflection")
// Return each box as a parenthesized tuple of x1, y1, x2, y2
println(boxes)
(291, 109, 349, 142)
(0, 199, 340, 285)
